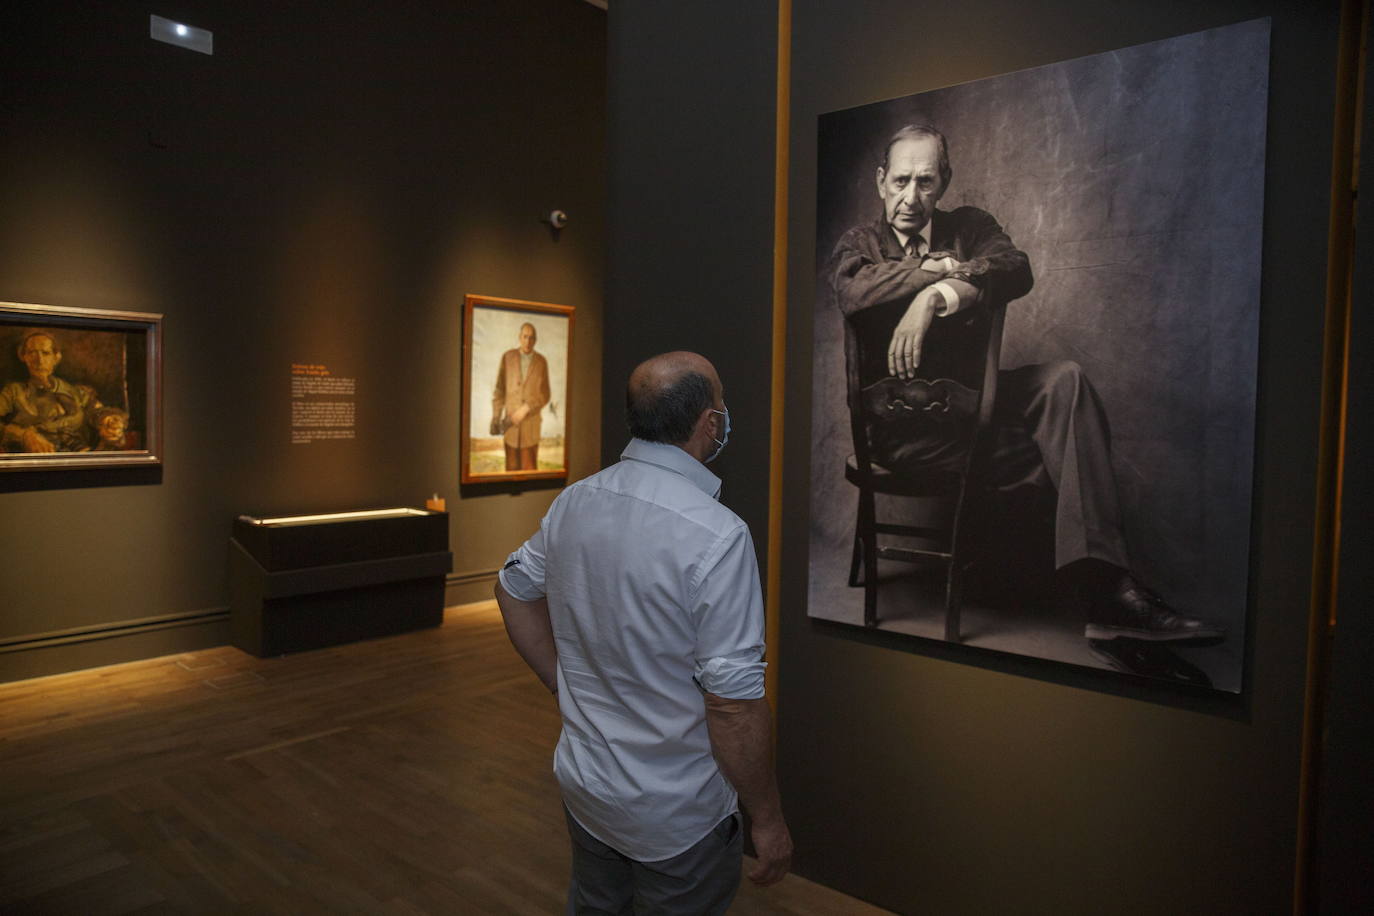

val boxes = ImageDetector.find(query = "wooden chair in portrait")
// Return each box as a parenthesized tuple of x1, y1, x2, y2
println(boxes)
(842, 300, 1008, 640)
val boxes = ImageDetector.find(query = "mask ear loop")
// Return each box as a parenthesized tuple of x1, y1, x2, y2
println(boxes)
(705, 406, 730, 464)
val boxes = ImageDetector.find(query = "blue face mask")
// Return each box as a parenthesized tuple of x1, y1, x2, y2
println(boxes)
(706, 405, 730, 463)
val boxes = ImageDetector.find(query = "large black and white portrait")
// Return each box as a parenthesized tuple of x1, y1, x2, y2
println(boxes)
(807, 20, 1269, 692)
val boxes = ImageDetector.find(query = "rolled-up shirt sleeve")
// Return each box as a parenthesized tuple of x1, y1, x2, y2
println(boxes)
(498, 523, 548, 602)
(690, 524, 766, 700)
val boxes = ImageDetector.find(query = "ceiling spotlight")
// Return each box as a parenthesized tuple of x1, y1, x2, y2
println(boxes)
(150, 15, 213, 55)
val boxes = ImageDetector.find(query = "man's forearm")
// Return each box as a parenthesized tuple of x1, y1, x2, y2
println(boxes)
(705, 692, 792, 885)
(834, 256, 941, 318)
(954, 211, 1033, 302)
(941, 277, 979, 312)
(6, 423, 53, 452)
(494, 581, 558, 693)
(704, 694, 785, 824)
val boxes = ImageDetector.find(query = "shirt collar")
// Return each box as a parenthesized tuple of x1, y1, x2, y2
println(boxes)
(890, 219, 933, 254)
(25, 376, 66, 395)
(620, 438, 722, 500)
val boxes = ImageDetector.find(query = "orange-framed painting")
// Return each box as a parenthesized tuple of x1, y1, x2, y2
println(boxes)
(461, 294, 574, 484)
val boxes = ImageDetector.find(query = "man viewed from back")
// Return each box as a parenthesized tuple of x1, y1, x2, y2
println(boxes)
(496, 351, 792, 913)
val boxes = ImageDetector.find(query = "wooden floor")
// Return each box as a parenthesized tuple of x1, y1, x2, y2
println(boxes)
(0, 602, 890, 915)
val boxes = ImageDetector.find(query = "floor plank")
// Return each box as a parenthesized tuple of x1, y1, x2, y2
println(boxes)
(0, 602, 889, 914)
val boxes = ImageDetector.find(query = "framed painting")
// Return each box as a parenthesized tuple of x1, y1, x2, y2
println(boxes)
(461, 294, 574, 484)
(0, 301, 163, 471)
(807, 19, 1269, 692)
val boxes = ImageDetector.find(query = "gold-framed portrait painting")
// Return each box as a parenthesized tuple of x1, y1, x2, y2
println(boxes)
(0, 301, 163, 471)
(461, 294, 574, 484)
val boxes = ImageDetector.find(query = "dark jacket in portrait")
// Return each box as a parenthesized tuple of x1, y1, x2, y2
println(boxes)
(830, 207, 1033, 392)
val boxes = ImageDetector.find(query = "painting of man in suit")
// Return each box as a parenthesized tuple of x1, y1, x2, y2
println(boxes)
(462, 295, 574, 483)
(492, 322, 552, 471)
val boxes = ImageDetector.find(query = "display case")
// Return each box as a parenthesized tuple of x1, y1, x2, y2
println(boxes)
(229, 508, 452, 656)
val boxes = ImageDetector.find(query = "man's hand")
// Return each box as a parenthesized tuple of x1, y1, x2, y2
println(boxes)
(510, 404, 531, 425)
(746, 816, 793, 887)
(920, 254, 959, 275)
(888, 286, 946, 379)
(20, 427, 55, 453)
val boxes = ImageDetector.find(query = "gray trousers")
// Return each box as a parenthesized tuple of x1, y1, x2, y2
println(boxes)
(873, 359, 1130, 570)
(564, 808, 742, 916)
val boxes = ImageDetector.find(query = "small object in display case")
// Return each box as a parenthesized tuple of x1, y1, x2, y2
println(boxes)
(229, 508, 452, 657)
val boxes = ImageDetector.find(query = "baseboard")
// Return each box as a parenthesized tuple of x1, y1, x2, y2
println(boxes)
(1, 571, 501, 685)
(0, 609, 231, 684)
(445, 567, 500, 607)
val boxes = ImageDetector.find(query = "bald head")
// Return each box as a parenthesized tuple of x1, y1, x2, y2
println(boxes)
(626, 351, 721, 445)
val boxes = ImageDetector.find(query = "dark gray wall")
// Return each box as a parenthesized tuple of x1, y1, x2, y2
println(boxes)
(602, 0, 778, 542)
(0, 0, 606, 681)
(607, 0, 1354, 913)
(1316, 7, 1374, 913)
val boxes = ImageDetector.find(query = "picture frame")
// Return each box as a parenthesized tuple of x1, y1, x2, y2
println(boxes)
(806, 20, 1269, 693)
(461, 294, 574, 484)
(0, 301, 163, 471)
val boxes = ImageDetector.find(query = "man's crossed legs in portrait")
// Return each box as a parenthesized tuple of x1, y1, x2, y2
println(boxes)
(873, 357, 1225, 646)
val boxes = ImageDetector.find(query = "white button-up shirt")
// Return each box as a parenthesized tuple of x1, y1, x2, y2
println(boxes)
(499, 438, 767, 861)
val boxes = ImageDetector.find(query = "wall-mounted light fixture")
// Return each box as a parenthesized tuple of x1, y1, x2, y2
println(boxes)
(150, 14, 213, 55)
(238, 508, 434, 528)
(543, 209, 569, 230)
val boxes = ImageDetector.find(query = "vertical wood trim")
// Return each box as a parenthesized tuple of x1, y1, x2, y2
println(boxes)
(766, 0, 792, 719)
(1295, 1, 1366, 911)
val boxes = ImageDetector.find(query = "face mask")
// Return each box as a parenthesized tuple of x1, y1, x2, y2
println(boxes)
(706, 405, 730, 463)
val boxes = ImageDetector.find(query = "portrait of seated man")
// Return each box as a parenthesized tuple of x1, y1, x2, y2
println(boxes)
(829, 124, 1224, 648)
(0, 330, 97, 453)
